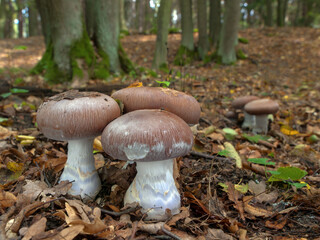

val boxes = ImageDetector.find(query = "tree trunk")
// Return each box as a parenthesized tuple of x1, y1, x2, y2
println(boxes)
(85, 0, 95, 38)
(0, 0, 6, 38)
(119, 0, 128, 32)
(209, 0, 221, 48)
(197, 0, 209, 60)
(33, 0, 133, 83)
(277, 0, 287, 27)
(28, 0, 40, 36)
(36, 0, 51, 46)
(93, 0, 120, 73)
(4, 0, 14, 38)
(152, 0, 172, 69)
(265, 0, 273, 27)
(17, 0, 24, 38)
(218, 0, 240, 64)
(180, 0, 194, 51)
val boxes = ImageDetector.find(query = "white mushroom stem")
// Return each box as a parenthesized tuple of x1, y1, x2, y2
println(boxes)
(60, 138, 101, 199)
(242, 111, 255, 129)
(124, 158, 181, 221)
(252, 114, 268, 134)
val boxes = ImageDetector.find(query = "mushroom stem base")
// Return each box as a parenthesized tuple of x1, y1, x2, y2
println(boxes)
(242, 112, 255, 130)
(60, 138, 101, 199)
(252, 114, 268, 134)
(124, 158, 180, 221)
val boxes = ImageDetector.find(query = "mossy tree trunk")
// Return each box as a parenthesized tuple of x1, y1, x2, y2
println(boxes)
(119, 0, 128, 32)
(209, 0, 221, 48)
(174, 0, 195, 65)
(197, 0, 209, 60)
(152, 0, 172, 70)
(217, 0, 240, 65)
(4, 0, 14, 38)
(33, 0, 133, 84)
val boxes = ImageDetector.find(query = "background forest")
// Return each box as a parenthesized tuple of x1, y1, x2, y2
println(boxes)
(0, 0, 320, 239)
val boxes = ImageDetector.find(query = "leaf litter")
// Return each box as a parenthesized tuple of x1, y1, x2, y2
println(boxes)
(0, 28, 320, 239)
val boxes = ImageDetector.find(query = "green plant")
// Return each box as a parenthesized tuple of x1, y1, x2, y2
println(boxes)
(242, 133, 269, 143)
(268, 167, 307, 189)
(156, 80, 171, 88)
(0, 88, 29, 99)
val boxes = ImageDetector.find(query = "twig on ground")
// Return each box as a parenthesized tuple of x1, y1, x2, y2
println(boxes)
(189, 151, 229, 161)
(100, 203, 140, 217)
(161, 224, 182, 240)
(129, 221, 138, 240)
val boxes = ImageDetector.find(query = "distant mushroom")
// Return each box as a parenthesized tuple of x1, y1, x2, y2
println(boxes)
(111, 86, 201, 124)
(37, 90, 120, 199)
(232, 96, 260, 129)
(101, 109, 194, 220)
(244, 99, 279, 134)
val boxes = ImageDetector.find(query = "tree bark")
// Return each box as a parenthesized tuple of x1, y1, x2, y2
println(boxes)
(85, 0, 95, 38)
(36, 0, 51, 46)
(265, 0, 273, 27)
(17, 0, 24, 38)
(180, 0, 194, 51)
(209, 0, 221, 47)
(277, 0, 287, 27)
(119, 0, 128, 32)
(4, 0, 14, 38)
(0, 0, 6, 38)
(197, 0, 209, 60)
(28, 0, 40, 36)
(93, 0, 120, 73)
(218, 0, 240, 64)
(152, 0, 172, 69)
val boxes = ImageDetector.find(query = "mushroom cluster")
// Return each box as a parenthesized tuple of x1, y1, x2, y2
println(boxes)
(104, 86, 200, 220)
(37, 87, 200, 220)
(231, 96, 279, 134)
(37, 90, 120, 199)
(101, 109, 194, 220)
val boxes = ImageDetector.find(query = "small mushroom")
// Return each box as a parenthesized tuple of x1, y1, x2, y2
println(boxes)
(101, 109, 194, 220)
(37, 90, 120, 199)
(244, 99, 279, 134)
(232, 96, 259, 129)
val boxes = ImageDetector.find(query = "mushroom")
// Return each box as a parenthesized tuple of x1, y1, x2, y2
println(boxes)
(101, 109, 194, 220)
(36, 90, 120, 199)
(231, 95, 260, 129)
(111, 86, 201, 124)
(244, 99, 279, 134)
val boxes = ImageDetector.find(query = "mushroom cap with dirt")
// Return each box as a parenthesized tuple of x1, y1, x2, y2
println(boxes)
(37, 90, 120, 199)
(101, 109, 194, 221)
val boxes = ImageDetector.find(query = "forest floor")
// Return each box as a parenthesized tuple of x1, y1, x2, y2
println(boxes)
(0, 27, 320, 240)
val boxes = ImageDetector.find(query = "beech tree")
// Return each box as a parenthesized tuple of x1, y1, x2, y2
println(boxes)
(152, 0, 172, 69)
(197, 0, 209, 60)
(33, 0, 133, 84)
(174, 0, 195, 65)
(209, 0, 221, 47)
(217, 0, 240, 64)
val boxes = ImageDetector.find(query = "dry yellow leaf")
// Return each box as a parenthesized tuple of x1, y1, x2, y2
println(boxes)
(280, 125, 299, 136)
(6, 161, 24, 173)
(126, 81, 143, 88)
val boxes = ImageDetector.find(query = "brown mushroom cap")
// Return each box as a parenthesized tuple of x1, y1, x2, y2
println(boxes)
(244, 99, 279, 115)
(111, 87, 201, 124)
(232, 96, 260, 109)
(37, 90, 120, 141)
(101, 109, 194, 162)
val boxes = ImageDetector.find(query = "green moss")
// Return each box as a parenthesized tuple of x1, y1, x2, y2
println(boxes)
(70, 31, 95, 66)
(173, 45, 196, 66)
(92, 48, 110, 79)
(159, 63, 169, 73)
(30, 43, 69, 84)
(238, 37, 249, 44)
(118, 42, 135, 73)
(236, 49, 248, 60)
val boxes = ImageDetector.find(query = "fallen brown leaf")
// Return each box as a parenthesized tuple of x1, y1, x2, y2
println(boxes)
(22, 217, 47, 240)
(0, 190, 16, 209)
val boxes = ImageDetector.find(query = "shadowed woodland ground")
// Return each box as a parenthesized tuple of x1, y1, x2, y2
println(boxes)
(0, 27, 320, 239)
